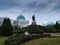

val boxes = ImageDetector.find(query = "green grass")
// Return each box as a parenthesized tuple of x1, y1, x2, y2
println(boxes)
(21, 37, 60, 45)
(0, 37, 9, 45)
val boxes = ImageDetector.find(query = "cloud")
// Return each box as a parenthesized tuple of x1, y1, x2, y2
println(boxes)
(0, 0, 60, 13)
(0, 0, 60, 25)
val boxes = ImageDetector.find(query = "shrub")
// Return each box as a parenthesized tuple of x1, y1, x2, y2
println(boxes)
(5, 34, 51, 45)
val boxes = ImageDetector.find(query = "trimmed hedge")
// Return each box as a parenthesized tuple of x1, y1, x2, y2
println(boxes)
(5, 34, 51, 45)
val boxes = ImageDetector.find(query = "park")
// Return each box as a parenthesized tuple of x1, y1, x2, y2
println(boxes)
(0, 0, 60, 45)
(0, 15, 60, 45)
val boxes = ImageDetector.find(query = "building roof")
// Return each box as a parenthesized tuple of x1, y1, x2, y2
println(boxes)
(17, 15, 25, 19)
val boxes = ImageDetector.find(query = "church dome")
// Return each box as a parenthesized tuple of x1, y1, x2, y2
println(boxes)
(17, 15, 25, 19)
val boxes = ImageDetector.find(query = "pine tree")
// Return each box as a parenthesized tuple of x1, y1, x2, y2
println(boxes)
(1, 18, 13, 36)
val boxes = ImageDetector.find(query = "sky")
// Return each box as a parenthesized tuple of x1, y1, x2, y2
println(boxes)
(0, 0, 60, 25)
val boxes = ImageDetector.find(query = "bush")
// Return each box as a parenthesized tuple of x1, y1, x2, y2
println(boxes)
(4, 34, 49, 45)
(23, 25, 44, 34)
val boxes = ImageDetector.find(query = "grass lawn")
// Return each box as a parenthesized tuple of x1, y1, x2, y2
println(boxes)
(21, 37, 60, 45)
(0, 37, 9, 45)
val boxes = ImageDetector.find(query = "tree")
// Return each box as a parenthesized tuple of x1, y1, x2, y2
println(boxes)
(53, 21, 60, 32)
(23, 25, 44, 34)
(54, 21, 59, 30)
(0, 18, 13, 36)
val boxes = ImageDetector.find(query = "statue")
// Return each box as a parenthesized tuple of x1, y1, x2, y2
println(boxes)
(32, 15, 36, 25)
(32, 15, 35, 21)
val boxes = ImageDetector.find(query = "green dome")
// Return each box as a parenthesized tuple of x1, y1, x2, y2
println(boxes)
(17, 15, 25, 19)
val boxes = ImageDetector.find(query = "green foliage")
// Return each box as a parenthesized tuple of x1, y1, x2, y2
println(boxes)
(5, 34, 49, 45)
(0, 26, 1, 35)
(23, 25, 44, 34)
(5, 34, 27, 45)
(44, 22, 60, 33)
(54, 21, 60, 30)
(13, 29, 25, 34)
(44, 26, 57, 33)
(0, 18, 13, 36)
(13, 22, 60, 33)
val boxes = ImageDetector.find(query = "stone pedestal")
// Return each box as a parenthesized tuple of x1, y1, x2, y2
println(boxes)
(32, 21, 36, 25)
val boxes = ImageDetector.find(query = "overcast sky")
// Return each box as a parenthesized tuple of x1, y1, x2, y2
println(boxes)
(0, 0, 60, 25)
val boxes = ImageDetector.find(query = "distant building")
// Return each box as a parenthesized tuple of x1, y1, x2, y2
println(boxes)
(13, 15, 29, 28)
(0, 15, 29, 29)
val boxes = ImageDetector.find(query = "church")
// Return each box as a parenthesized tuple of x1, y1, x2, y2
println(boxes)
(13, 15, 29, 28)
(0, 15, 29, 29)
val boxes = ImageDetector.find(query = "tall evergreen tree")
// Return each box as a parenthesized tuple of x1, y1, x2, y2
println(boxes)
(55, 21, 59, 30)
(1, 18, 13, 36)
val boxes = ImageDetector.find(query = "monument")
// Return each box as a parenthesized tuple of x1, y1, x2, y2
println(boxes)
(32, 15, 36, 25)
